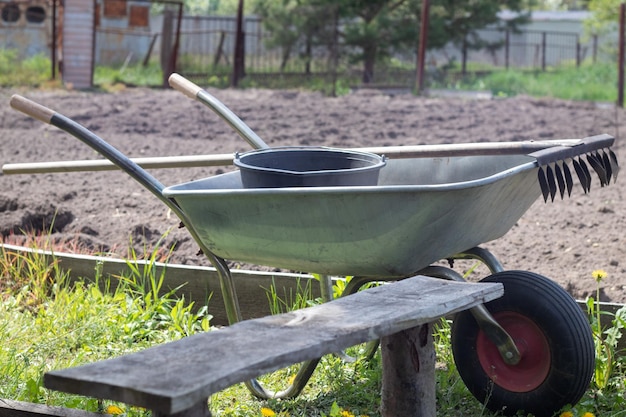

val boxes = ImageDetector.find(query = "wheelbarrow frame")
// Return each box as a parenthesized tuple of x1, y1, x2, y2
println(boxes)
(8, 94, 619, 416)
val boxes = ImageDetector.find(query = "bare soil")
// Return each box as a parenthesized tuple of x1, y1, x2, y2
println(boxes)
(0, 87, 624, 302)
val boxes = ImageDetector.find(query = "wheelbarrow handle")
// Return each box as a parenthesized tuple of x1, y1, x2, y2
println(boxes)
(10, 94, 245, 326)
(10, 94, 173, 210)
(168, 73, 270, 150)
(10, 94, 56, 124)
(168, 72, 203, 99)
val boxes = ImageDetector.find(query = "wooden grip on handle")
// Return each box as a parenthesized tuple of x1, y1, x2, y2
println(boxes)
(10, 94, 55, 124)
(168, 73, 202, 99)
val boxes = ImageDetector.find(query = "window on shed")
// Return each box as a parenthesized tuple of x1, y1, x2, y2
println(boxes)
(129, 5, 148, 27)
(26, 5, 45, 23)
(103, 0, 127, 18)
(1, 3, 20, 23)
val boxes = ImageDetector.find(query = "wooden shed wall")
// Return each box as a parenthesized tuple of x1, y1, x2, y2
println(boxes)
(62, 0, 94, 88)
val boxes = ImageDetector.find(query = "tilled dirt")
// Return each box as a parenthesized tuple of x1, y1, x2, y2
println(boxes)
(0, 87, 624, 302)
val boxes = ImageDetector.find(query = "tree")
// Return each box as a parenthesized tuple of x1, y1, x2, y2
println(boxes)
(429, 0, 533, 72)
(586, 0, 622, 37)
(256, 0, 534, 84)
(255, 0, 338, 72)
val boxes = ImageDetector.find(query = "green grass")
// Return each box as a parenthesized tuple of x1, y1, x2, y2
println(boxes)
(433, 61, 619, 102)
(1, 240, 624, 417)
(0, 50, 55, 88)
(93, 63, 164, 89)
(2, 46, 625, 416)
(4, 46, 622, 102)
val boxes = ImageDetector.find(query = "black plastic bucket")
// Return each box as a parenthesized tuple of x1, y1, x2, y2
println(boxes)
(234, 147, 386, 188)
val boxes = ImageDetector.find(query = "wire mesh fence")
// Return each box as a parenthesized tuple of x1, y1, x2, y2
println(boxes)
(0, 1, 613, 89)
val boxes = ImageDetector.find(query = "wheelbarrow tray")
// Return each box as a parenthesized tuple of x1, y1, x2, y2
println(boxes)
(163, 154, 540, 277)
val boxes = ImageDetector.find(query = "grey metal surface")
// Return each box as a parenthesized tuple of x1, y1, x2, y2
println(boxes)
(163, 154, 540, 277)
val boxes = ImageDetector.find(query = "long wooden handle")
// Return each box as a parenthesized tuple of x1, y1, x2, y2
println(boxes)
(3, 140, 591, 175)
(168, 73, 202, 99)
(10, 94, 55, 124)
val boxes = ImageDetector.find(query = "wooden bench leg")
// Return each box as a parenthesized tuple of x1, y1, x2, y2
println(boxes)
(152, 399, 211, 417)
(380, 323, 436, 417)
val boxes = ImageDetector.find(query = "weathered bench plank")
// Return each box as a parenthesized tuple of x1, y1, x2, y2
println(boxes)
(44, 276, 503, 416)
(0, 399, 106, 417)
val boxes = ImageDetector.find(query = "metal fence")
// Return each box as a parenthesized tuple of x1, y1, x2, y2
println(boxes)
(445, 28, 597, 70)
(0, 4, 613, 89)
(172, 15, 607, 88)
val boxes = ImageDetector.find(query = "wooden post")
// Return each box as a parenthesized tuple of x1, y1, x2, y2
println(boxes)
(152, 400, 211, 417)
(232, 0, 245, 87)
(415, 0, 429, 94)
(161, 8, 174, 88)
(61, 0, 95, 88)
(576, 35, 581, 67)
(380, 324, 436, 417)
(505, 29, 510, 69)
(541, 32, 547, 71)
(618, 3, 625, 108)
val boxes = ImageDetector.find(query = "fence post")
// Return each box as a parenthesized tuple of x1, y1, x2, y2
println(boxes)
(576, 34, 580, 67)
(542, 32, 546, 71)
(51, 0, 57, 79)
(161, 8, 174, 87)
(232, 0, 245, 87)
(462, 39, 467, 74)
(618, 3, 625, 108)
(416, 0, 429, 94)
(505, 29, 510, 69)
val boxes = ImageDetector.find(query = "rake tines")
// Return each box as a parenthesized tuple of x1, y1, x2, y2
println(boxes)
(536, 146, 620, 203)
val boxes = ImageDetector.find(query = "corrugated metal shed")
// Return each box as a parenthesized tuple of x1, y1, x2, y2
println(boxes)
(62, 0, 95, 88)
(0, 0, 52, 58)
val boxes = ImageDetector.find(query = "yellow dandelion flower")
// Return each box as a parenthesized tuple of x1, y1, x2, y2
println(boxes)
(261, 407, 276, 417)
(559, 412, 573, 417)
(105, 405, 125, 415)
(592, 269, 607, 283)
(340, 410, 355, 417)
(582, 413, 595, 417)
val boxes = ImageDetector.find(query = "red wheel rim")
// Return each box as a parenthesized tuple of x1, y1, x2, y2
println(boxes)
(476, 311, 551, 392)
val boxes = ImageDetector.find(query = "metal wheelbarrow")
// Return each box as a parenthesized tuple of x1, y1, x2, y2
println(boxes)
(9, 93, 619, 417)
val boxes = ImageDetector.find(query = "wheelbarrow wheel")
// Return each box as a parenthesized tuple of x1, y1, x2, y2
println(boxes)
(450, 270, 594, 417)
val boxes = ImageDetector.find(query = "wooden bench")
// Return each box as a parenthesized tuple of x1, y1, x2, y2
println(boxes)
(41, 276, 503, 417)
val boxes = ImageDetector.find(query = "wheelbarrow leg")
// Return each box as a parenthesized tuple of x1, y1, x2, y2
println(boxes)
(207, 252, 323, 399)
(420, 258, 521, 365)
(245, 359, 321, 399)
(454, 246, 505, 274)
(208, 253, 243, 324)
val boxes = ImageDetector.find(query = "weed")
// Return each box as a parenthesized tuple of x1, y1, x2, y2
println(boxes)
(1, 236, 625, 417)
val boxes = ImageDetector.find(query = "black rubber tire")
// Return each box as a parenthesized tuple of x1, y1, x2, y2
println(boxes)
(451, 271, 594, 417)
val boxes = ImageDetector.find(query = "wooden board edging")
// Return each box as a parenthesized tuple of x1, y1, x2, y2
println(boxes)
(1, 243, 624, 349)
(0, 243, 320, 325)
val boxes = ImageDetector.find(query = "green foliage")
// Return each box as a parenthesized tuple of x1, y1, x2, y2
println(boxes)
(264, 278, 317, 315)
(0, 49, 53, 87)
(563, 270, 626, 416)
(255, 0, 533, 83)
(93, 63, 163, 89)
(585, 0, 622, 37)
(0, 241, 211, 410)
(435, 61, 618, 102)
(2, 235, 625, 416)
